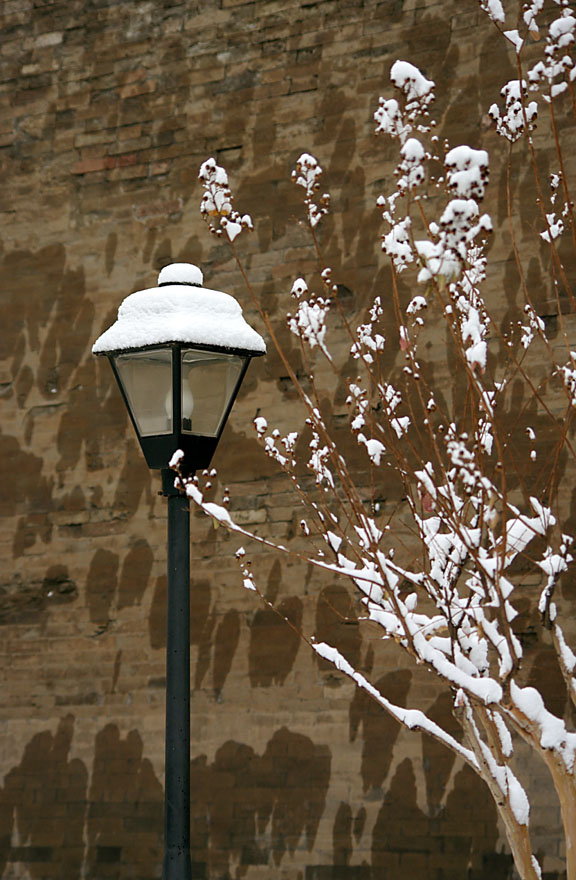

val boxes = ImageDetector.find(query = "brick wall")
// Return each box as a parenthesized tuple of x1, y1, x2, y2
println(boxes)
(0, 1, 573, 878)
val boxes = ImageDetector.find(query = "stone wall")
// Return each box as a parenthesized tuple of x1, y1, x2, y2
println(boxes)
(0, 0, 573, 878)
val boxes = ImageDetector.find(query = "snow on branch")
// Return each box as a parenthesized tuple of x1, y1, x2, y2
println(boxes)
(462, 699, 530, 826)
(489, 80, 538, 142)
(292, 153, 330, 228)
(313, 641, 479, 767)
(510, 682, 576, 773)
(478, 0, 505, 24)
(199, 157, 253, 241)
(288, 294, 332, 359)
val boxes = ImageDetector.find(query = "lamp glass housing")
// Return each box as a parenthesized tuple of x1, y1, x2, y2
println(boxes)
(108, 342, 254, 473)
(181, 349, 247, 438)
(115, 348, 173, 437)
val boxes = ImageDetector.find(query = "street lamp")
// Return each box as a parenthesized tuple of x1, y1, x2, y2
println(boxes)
(93, 263, 265, 880)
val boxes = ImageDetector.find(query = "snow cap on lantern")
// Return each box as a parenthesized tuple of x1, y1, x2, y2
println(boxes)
(92, 263, 266, 355)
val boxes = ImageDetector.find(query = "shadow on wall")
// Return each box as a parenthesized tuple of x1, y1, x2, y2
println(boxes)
(148, 560, 304, 698)
(0, 716, 162, 880)
(0, 709, 551, 880)
(315, 758, 516, 880)
(191, 727, 331, 877)
(0, 717, 330, 880)
(0, 244, 133, 560)
(369, 761, 512, 880)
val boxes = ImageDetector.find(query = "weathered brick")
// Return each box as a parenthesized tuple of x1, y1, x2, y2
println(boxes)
(71, 156, 113, 174)
(34, 31, 63, 48)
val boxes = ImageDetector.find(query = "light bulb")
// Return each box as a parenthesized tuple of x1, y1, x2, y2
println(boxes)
(182, 384, 194, 420)
(164, 386, 194, 417)
(164, 387, 172, 417)
(165, 384, 195, 432)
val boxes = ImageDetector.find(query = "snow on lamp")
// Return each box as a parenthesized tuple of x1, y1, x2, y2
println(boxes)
(92, 263, 266, 475)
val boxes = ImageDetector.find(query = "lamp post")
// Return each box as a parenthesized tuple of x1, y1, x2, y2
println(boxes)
(93, 263, 265, 880)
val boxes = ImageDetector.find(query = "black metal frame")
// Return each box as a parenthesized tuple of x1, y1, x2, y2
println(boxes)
(99, 341, 260, 475)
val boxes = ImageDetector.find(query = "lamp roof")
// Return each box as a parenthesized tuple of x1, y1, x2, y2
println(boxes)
(92, 263, 266, 355)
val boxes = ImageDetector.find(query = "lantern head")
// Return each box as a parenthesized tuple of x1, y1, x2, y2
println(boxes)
(92, 264, 265, 475)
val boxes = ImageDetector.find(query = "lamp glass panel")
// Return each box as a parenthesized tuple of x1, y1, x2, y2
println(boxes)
(181, 349, 247, 437)
(114, 348, 173, 436)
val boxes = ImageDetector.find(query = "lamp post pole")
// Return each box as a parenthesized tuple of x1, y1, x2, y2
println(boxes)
(162, 469, 192, 880)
